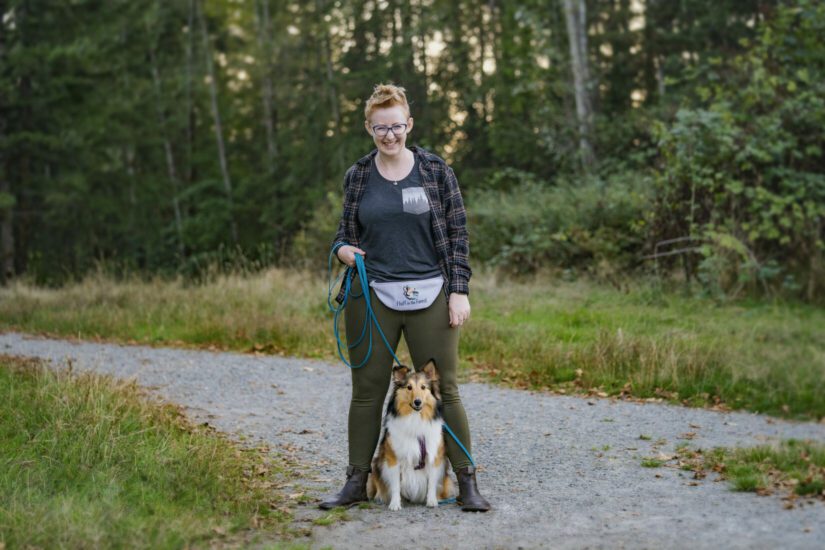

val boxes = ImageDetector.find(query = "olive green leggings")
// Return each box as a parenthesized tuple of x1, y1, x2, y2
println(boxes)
(344, 276, 473, 472)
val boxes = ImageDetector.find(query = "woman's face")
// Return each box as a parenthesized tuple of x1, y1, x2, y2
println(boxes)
(365, 105, 413, 158)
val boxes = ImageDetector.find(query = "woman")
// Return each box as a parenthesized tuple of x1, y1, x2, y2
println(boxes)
(320, 84, 490, 512)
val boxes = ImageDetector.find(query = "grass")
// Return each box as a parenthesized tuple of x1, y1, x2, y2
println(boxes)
(312, 507, 351, 526)
(1, 267, 823, 419)
(681, 440, 825, 503)
(465, 273, 825, 419)
(641, 458, 666, 468)
(0, 355, 296, 549)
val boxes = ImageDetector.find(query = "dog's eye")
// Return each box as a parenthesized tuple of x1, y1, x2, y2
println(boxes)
(421, 385, 426, 390)
(406, 384, 412, 390)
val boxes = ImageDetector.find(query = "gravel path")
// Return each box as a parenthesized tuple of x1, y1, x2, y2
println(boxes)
(2, 331, 824, 549)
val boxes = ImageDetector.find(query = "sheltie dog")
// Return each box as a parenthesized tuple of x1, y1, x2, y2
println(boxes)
(367, 360, 454, 511)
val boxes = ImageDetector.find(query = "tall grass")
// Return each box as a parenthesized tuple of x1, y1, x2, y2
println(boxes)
(0, 268, 333, 357)
(0, 355, 292, 548)
(1, 268, 823, 419)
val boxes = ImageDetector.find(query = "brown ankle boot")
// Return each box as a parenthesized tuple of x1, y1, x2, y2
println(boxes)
(319, 466, 369, 510)
(455, 466, 491, 512)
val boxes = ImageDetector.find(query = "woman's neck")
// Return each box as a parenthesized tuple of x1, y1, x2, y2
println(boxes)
(377, 147, 412, 168)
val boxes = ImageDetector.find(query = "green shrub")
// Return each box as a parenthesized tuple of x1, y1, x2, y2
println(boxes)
(468, 171, 651, 277)
(649, 1, 825, 301)
(289, 190, 342, 271)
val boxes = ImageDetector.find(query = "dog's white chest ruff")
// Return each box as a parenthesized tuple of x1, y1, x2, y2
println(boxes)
(383, 415, 445, 503)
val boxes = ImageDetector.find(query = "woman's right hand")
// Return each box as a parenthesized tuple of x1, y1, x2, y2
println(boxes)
(336, 245, 366, 267)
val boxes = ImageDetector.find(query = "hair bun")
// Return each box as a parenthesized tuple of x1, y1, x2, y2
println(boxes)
(365, 83, 410, 120)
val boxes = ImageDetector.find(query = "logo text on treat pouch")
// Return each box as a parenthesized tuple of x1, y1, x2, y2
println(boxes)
(399, 285, 425, 307)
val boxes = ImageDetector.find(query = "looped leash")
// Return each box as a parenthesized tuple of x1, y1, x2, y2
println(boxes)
(327, 248, 403, 368)
(328, 245, 476, 473)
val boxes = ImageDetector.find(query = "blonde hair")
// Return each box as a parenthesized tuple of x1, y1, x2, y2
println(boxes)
(364, 83, 410, 121)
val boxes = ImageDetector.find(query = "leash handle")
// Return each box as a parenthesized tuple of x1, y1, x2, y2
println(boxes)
(328, 249, 403, 368)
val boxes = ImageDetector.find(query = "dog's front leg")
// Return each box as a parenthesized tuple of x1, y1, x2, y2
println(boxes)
(425, 464, 439, 507)
(384, 465, 402, 511)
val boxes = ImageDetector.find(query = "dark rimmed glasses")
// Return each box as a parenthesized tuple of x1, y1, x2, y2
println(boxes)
(371, 123, 408, 137)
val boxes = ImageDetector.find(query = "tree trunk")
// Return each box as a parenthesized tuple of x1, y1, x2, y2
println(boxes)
(186, 0, 196, 186)
(147, 16, 185, 259)
(197, 0, 238, 244)
(1, 0, 15, 283)
(477, 1, 488, 121)
(256, 0, 277, 175)
(563, 0, 595, 169)
(315, 0, 343, 172)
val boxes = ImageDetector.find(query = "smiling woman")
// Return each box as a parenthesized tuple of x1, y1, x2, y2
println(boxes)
(322, 83, 490, 512)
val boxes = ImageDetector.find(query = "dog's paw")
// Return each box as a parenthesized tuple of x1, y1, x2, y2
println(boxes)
(426, 497, 438, 508)
(388, 499, 402, 511)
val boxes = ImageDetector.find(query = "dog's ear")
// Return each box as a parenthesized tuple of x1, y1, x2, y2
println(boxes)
(421, 359, 439, 381)
(421, 359, 441, 400)
(392, 365, 410, 386)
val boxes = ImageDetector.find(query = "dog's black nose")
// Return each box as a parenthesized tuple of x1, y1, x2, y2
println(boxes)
(413, 398, 422, 407)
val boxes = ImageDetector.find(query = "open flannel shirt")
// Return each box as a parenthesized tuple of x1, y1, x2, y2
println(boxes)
(332, 145, 472, 304)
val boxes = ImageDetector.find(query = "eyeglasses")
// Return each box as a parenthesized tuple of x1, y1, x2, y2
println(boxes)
(371, 123, 408, 137)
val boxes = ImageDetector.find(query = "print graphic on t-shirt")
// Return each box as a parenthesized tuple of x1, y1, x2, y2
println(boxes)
(402, 187, 429, 215)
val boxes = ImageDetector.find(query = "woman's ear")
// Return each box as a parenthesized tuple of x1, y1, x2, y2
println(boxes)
(364, 119, 373, 136)
(406, 116, 414, 134)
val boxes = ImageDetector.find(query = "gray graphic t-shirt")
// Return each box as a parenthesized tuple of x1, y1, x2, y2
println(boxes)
(357, 156, 442, 282)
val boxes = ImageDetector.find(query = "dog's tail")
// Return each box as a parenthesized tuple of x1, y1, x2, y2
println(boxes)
(366, 467, 376, 500)
(438, 459, 455, 500)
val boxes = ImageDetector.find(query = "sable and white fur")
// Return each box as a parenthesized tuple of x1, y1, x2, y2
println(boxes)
(367, 360, 454, 511)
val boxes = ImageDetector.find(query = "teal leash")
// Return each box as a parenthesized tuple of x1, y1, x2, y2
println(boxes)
(328, 247, 477, 485)
(327, 248, 404, 368)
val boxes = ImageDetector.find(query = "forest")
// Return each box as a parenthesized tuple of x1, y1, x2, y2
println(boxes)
(1, 0, 823, 301)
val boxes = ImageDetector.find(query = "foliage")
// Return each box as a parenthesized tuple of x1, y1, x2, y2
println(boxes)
(289, 191, 344, 271)
(468, 170, 651, 278)
(649, 0, 825, 301)
(1, 0, 821, 302)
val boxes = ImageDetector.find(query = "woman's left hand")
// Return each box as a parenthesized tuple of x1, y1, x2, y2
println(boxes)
(448, 293, 471, 328)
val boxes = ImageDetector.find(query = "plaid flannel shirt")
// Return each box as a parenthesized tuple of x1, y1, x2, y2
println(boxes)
(333, 145, 472, 303)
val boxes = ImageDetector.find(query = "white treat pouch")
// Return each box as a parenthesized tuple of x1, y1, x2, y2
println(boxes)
(369, 276, 444, 311)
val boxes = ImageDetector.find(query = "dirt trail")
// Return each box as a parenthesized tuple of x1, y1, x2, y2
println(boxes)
(3, 331, 824, 549)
